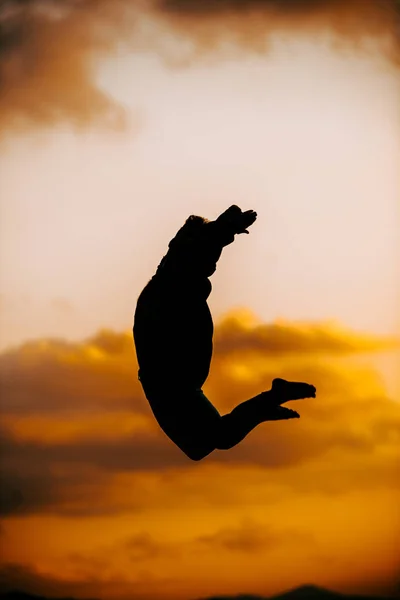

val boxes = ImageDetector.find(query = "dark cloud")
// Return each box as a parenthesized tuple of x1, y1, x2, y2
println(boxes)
(0, 562, 154, 600)
(123, 533, 166, 561)
(11, 422, 400, 513)
(159, 0, 378, 17)
(0, 0, 398, 138)
(196, 520, 313, 553)
(0, 0, 135, 138)
(66, 533, 178, 580)
(1, 391, 399, 516)
(0, 562, 111, 597)
(0, 425, 187, 517)
(154, 0, 399, 63)
(156, 0, 398, 33)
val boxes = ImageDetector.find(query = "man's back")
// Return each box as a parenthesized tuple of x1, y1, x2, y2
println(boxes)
(134, 266, 214, 391)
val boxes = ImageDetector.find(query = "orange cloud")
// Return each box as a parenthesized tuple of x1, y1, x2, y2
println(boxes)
(0, 313, 399, 520)
(213, 309, 399, 356)
(0, 329, 141, 415)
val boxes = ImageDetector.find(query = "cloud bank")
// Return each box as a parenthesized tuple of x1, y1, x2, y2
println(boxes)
(1, 312, 399, 518)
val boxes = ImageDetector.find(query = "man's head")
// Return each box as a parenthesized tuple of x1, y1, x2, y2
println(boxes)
(167, 214, 219, 276)
(168, 214, 209, 250)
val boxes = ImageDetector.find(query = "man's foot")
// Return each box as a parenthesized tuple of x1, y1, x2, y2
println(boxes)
(271, 378, 316, 404)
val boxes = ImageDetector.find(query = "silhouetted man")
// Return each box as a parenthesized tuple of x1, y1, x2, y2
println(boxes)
(133, 205, 316, 461)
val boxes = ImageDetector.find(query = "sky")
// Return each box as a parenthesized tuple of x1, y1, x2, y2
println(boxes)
(0, 1, 400, 599)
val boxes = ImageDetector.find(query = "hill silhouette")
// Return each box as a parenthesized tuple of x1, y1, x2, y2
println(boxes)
(0, 584, 394, 600)
(196, 584, 393, 600)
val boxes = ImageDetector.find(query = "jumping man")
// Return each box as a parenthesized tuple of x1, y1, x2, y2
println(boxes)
(133, 205, 316, 461)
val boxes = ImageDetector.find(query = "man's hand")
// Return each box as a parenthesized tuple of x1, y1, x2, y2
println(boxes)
(216, 205, 257, 235)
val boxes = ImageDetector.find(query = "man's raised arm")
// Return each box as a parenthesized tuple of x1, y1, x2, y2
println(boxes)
(156, 206, 257, 280)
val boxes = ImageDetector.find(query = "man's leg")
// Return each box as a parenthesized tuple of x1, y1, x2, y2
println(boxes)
(143, 384, 222, 461)
(143, 379, 316, 462)
(216, 379, 315, 451)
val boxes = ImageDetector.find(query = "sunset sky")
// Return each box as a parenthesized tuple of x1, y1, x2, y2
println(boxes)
(0, 1, 399, 599)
